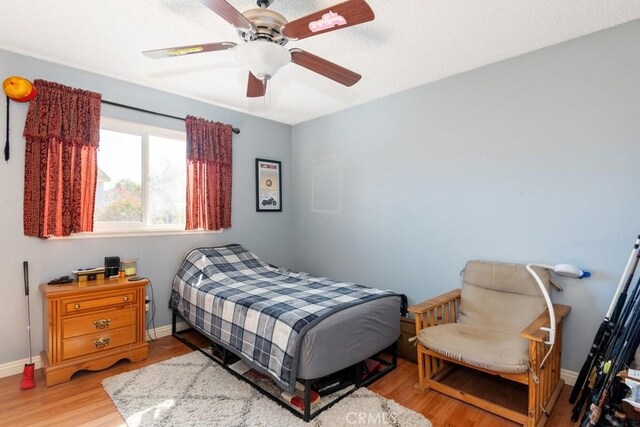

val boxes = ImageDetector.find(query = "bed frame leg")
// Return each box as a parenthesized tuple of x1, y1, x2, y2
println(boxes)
(304, 379, 312, 422)
(392, 341, 398, 367)
(355, 361, 363, 388)
(172, 310, 177, 335)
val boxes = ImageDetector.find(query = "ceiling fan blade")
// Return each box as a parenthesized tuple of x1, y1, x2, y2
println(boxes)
(282, 0, 374, 40)
(290, 49, 361, 87)
(200, 0, 253, 31)
(143, 42, 236, 59)
(247, 72, 266, 98)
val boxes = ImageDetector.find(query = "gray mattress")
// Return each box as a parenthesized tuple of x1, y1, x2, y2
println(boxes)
(296, 295, 401, 379)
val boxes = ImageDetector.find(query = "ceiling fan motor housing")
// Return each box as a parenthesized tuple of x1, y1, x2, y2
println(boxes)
(239, 8, 288, 46)
(234, 40, 291, 81)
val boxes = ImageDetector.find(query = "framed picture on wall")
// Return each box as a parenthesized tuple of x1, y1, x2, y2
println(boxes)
(256, 158, 282, 212)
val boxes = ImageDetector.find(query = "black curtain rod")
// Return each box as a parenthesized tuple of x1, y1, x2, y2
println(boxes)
(102, 99, 240, 134)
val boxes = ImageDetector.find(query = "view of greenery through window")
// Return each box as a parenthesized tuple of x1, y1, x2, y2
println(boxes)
(96, 129, 142, 223)
(148, 135, 186, 225)
(96, 124, 186, 229)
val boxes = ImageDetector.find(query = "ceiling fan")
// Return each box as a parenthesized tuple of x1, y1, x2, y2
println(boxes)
(143, 0, 374, 97)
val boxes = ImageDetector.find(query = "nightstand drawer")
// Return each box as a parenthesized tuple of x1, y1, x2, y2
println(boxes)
(63, 291, 135, 314)
(62, 307, 135, 339)
(62, 326, 137, 360)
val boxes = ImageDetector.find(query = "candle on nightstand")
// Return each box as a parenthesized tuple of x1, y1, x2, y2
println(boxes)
(121, 258, 138, 276)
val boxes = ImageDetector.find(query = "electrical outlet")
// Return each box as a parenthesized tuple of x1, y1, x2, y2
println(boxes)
(145, 296, 151, 312)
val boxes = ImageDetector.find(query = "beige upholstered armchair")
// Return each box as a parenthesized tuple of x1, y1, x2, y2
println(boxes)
(409, 260, 570, 426)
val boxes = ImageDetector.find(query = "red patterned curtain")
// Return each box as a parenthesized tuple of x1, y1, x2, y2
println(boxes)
(185, 116, 232, 231)
(23, 80, 101, 238)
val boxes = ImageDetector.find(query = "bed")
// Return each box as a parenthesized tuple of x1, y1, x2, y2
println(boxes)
(169, 244, 401, 420)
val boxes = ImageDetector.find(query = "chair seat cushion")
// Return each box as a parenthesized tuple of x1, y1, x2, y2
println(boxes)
(417, 323, 530, 374)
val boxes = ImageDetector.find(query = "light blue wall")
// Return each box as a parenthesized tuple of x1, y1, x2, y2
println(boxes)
(0, 49, 293, 364)
(291, 20, 640, 372)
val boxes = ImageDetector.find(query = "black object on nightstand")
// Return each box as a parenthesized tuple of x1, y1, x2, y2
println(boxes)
(104, 256, 120, 277)
(48, 276, 73, 285)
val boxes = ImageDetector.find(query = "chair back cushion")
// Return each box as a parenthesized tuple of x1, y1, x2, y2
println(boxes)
(457, 260, 550, 335)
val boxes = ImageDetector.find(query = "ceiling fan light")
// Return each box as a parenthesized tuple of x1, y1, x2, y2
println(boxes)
(234, 41, 291, 81)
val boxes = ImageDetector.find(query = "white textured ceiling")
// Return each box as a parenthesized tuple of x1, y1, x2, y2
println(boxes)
(1, 1, 639, 125)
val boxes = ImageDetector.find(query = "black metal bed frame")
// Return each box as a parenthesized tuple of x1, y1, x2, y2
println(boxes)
(171, 310, 397, 422)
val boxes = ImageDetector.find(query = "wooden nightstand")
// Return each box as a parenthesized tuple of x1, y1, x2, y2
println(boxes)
(40, 277, 149, 386)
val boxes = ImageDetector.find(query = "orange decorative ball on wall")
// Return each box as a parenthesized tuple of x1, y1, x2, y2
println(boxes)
(3, 76, 37, 102)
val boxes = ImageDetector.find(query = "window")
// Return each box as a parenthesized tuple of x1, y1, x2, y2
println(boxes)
(95, 117, 186, 234)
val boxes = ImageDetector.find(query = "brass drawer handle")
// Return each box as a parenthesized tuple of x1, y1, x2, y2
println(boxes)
(123, 295, 129, 302)
(93, 318, 111, 330)
(93, 337, 111, 349)
(74, 303, 80, 310)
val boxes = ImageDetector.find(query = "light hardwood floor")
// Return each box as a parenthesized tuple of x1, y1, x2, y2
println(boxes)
(1, 334, 576, 426)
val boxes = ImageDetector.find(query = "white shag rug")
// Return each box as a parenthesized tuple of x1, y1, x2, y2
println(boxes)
(103, 351, 431, 427)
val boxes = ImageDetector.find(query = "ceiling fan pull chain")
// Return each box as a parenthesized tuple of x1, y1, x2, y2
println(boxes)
(263, 80, 268, 106)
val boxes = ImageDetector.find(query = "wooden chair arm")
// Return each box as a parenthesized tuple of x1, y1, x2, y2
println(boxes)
(408, 289, 461, 333)
(408, 289, 461, 315)
(520, 304, 571, 342)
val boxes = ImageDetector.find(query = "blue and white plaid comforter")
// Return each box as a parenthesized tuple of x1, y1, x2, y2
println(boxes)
(170, 244, 396, 392)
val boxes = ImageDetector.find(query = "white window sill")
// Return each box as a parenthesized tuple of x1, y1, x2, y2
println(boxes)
(49, 228, 223, 240)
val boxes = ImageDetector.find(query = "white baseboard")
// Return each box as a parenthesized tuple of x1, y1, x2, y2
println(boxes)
(0, 323, 181, 379)
(0, 355, 43, 379)
(145, 323, 174, 339)
(561, 368, 577, 387)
